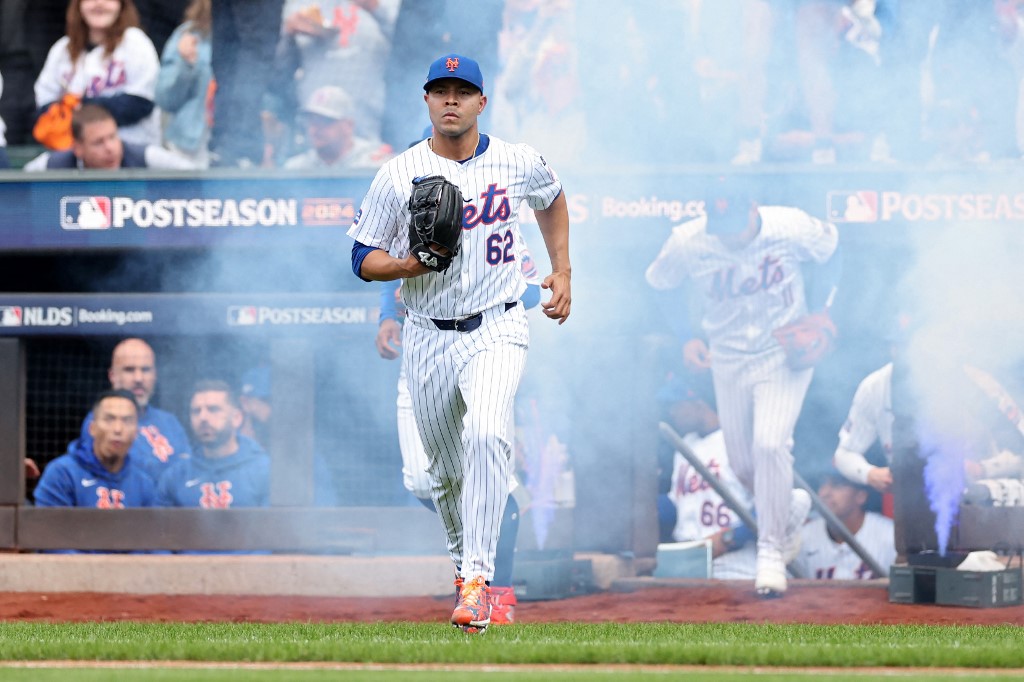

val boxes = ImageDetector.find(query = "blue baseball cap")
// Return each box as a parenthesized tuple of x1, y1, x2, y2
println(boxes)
(424, 54, 484, 94)
(240, 366, 270, 400)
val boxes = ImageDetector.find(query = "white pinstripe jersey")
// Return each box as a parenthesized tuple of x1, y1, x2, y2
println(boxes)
(34, 28, 161, 146)
(645, 206, 838, 358)
(668, 430, 753, 542)
(348, 135, 562, 319)
(838, 362, 894, 460)
(793, 512, 896, 580)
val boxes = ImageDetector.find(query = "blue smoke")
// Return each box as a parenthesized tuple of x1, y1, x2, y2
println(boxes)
(918, 422, 967, 556)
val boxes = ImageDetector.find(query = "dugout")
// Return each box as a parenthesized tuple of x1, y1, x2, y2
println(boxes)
(2, 164, 1024, 562)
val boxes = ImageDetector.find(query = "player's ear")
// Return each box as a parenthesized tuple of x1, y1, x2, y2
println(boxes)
(478, 94, 487, 114)
(230, 405, 244, 430)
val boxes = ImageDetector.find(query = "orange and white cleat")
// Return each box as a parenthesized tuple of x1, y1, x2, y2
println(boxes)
(451, 575, 491, 633)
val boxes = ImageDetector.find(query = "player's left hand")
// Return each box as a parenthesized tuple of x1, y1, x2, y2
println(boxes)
(24, 458, 40, 480)
(375, 318, 402, 360)
(541, 270, 571, 324)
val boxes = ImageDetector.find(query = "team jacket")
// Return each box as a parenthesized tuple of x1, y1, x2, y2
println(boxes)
(155, 436, 271, 508)
(81, 405, 190, 484)
(33, 434, 157, 509)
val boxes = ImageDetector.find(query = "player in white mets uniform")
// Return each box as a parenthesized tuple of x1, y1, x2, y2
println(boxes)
(348, 53, 571, 633)
(35, 0, 161, 147)
(375, 237, 543, 625)
(794, 472, 895, 580)
(659, 375, 810, 579)
(646, 181, 840, 597)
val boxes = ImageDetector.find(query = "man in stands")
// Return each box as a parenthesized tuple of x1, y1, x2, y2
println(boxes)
(24, 103, 194, 170)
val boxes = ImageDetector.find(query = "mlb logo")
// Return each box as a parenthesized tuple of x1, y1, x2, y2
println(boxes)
(227, 306, 258, 326)
(0, 306, 23, 327)
(61, 196, 112, 230)
(826, 191, 878, 223)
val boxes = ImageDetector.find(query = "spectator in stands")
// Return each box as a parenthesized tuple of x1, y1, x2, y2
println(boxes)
(157, 380, 271, 508)
(0, 0, 67, 146)
(283, 85, 392, 170)
(793, 471, 895, 580)
(24, 103, 195, 170)
(155, 0, 213, 168)
(78, 338, 190, 484)
(209, 0, 283, 167)
(264, 0, 399, 164)
(134, 0, 191, 54)
(725, 0, 891, 164)
(34, 0, 161, 148)
(491, 0, 586, 167)
(34, 389, 157, 509)
(238, 366, 337, 506)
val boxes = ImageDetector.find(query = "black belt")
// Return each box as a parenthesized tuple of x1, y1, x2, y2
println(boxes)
(431, 302, 517, 332)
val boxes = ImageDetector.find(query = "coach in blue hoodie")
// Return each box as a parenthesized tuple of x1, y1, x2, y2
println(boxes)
(35, 389, 156, 509)
(157, 380, 270, 509)
(81, 338, 191, 484)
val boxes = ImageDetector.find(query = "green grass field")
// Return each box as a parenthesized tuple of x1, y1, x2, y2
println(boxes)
(1, 622, 1023, 679)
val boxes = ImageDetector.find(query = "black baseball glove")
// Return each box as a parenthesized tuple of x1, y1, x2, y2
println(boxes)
(407, 175, 464, 272)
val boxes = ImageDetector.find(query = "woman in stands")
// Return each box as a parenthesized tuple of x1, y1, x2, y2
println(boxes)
(34, 0, 161, 148)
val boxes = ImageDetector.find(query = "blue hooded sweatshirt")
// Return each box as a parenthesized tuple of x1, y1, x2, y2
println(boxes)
(82, 404, 190, 483)
(34, 433, 157, 509)
(156, 435, 270, 508)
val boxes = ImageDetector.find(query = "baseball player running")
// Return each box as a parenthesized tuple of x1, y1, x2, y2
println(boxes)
(375, 239, 542, 624)
(646, 180, 840, 597)
(348, 53, 571, 633)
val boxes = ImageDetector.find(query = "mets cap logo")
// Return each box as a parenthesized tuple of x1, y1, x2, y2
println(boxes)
(446, 57, 459, 72)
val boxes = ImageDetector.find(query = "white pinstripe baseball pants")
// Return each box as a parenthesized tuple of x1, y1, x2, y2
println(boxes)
(712, 350, 813, 558)
(402, 302, 528, 581)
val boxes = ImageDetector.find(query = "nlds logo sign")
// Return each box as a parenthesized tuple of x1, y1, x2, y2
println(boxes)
(0, 306, 73, 327)
(0, 306, 22, 327)
(61, 196, 112, 230)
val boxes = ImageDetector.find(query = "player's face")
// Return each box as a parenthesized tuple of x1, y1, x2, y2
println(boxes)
(190, 391, 242, 450)
(89, 396, 138, 465)
(424, 79, 486, 138)
(79, 0, 122, 32)
(109, 340, 156, 408)
(818, 480, 867, 520)
(74, 118, 124, 169)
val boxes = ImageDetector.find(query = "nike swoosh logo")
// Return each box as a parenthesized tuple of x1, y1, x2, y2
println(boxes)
(81, 478, 97, 487)
(185, 479, 201, 487)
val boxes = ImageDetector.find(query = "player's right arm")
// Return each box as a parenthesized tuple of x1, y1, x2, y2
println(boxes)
(355, 246, 430, 281)
(348, 166, 431, 282)
(833, 366, 890, 491)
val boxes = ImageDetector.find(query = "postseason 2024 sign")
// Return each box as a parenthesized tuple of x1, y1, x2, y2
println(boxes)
(2, 171, 364, 250)
(4, 166, 1024, 252)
